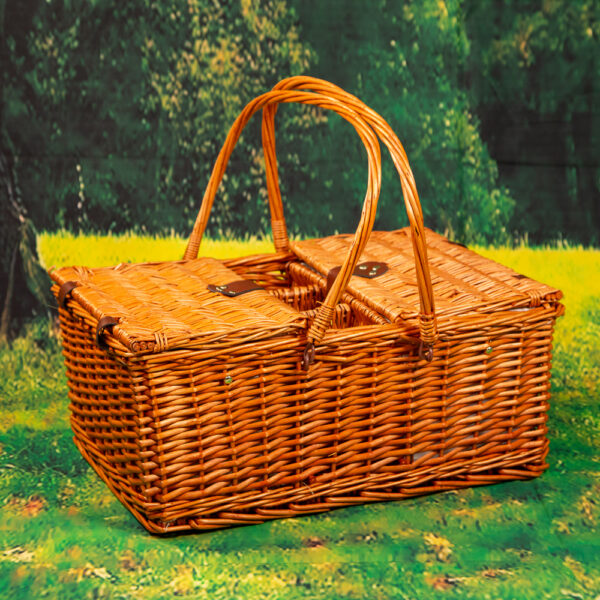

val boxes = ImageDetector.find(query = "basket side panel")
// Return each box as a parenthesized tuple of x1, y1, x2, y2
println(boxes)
(132, 308, 558, 532)
(58, 307, 154, 522)
(58, 301, 560, 534)
(134, 337, 311, 530)
(402, 310, 556, 486)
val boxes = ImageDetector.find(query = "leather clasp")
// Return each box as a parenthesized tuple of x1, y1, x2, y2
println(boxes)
(326, 261, 388, 293)
(207, 280, 263, 297)
(301, 341, 315, 371)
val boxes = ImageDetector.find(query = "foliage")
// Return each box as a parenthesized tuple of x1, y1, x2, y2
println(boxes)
(290, 0, 515, 244)
(2, 0, 598, 247)
(1, 236, 599, 598)
(138, 0, 317, 237)
(464, 0, 600, 244)
(2, 0, 315, 235)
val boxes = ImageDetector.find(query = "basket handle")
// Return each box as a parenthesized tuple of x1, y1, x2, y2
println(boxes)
(182, 89, 383, 364)
(261, 77, 438, 359)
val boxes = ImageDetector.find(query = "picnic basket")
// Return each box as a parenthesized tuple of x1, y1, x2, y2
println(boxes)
(50, 77, 564, 534)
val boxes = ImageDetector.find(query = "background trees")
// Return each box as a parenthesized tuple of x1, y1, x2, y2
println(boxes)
(291, 0, 515, 244)
(2, 0, 315, 236)
(464, 0, 599, 244)
(1, 0, 315, 335)
(2, 0, 598, 244)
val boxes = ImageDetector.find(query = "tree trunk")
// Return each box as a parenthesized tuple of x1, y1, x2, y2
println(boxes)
(0, 146, 53, 343)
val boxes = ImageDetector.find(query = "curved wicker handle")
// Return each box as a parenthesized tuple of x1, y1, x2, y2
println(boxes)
(261, 76, 437, 356)
(183, 89, 382, 361)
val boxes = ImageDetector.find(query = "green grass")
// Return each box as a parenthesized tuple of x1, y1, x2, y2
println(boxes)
(1, 232, 599, 599)
(39, 230, 275, 268)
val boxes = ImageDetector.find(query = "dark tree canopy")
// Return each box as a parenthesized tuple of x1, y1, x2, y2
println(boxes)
(463, 0, 600, 244)
(2, 0, 598, 258)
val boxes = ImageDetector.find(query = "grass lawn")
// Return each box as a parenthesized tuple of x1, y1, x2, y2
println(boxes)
(0, 232, 598, 599)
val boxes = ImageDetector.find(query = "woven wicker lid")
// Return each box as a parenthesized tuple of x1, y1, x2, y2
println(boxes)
(291, 227, 563, 325)
(50, 258, 305, 354)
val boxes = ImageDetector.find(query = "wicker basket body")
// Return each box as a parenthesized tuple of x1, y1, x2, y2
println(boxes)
(50, 79, 563, 534)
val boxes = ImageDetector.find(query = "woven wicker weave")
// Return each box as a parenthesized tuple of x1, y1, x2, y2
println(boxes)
(50, 78, 564, 533)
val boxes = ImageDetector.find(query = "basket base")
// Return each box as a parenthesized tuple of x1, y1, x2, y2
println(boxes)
(74, 433, 548, 535)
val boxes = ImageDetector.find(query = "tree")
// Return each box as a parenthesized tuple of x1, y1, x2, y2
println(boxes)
(289, 0, 514, 244)
(4, 0, 316, 237)
(138, 0, 317, 237)
(464, 0, 600, 244)
(1, 0, 53, 340)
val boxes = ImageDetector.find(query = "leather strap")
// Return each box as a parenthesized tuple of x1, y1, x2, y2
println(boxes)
(58, 280, 78, 309)
(326, 261, 388, 293)
(207, 280, 264, 297)
(96, 316, 119, 349)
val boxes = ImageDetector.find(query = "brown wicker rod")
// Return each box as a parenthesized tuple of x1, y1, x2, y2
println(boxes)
(261, 76, 437, 352)
(182, 89, 383, 358)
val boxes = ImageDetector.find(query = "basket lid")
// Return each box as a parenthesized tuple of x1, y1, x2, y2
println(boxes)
(290, 228, 563, 325)
(50, 257, 305, 354)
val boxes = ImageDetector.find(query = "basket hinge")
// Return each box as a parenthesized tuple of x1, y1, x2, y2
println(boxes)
(58, 280, 79, 309)
(96, 316, 119, 349)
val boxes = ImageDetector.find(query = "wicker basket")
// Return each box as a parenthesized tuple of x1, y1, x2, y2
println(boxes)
(50, 78, 564, 534)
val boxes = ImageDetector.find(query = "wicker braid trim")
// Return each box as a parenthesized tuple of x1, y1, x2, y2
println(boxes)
(527, 289, 542, 307)
(418, 312, 438, 346)
(307, 303, 335, 344)
(271, 218, 289, 252)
